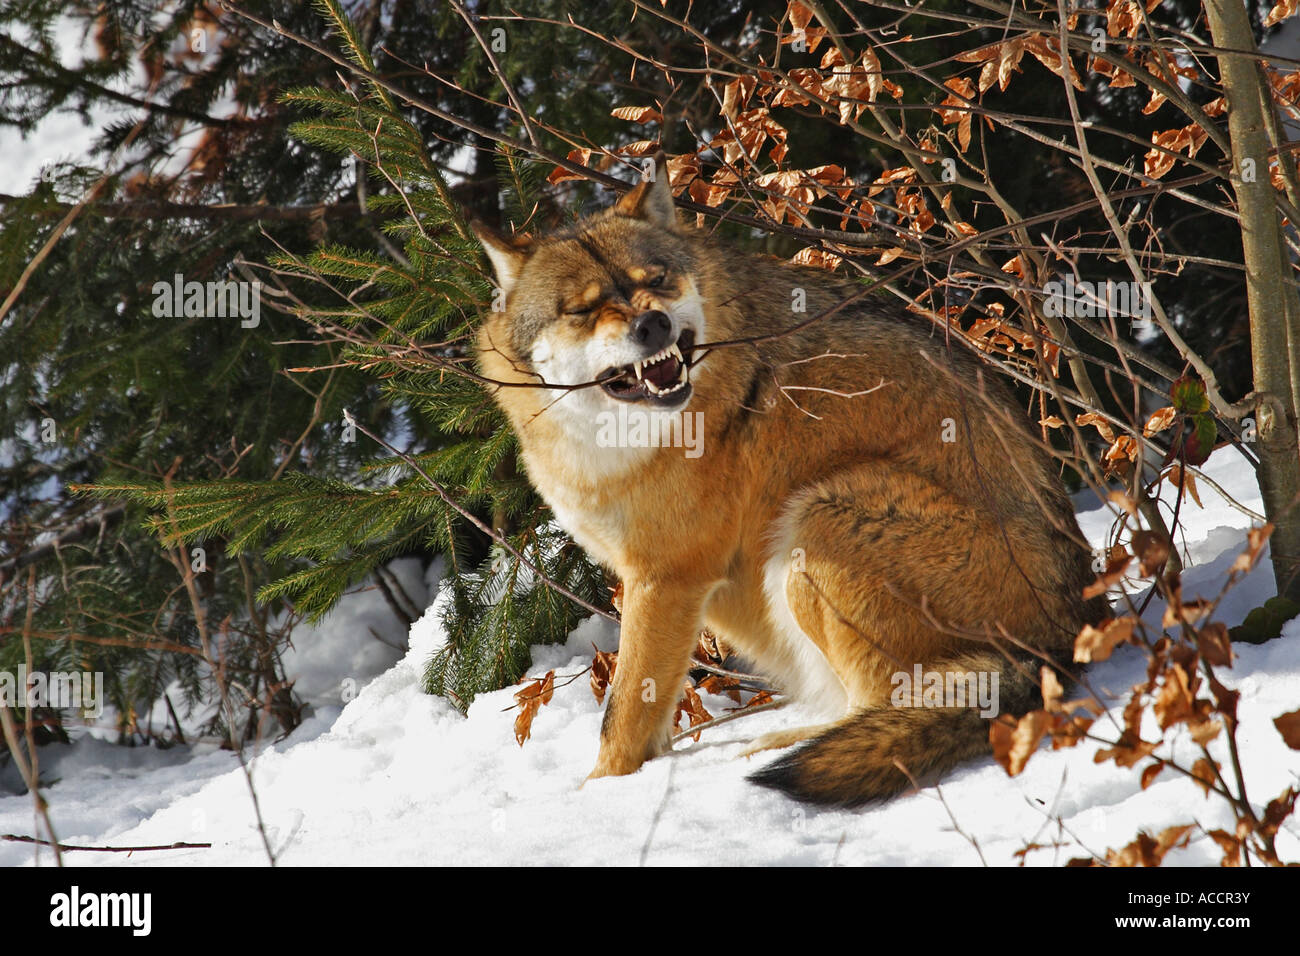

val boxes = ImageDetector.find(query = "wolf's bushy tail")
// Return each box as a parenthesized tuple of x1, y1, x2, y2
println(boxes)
(749, 650, 1052, 807)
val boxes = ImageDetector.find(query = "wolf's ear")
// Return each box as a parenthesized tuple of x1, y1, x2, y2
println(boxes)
(471, 220, 532, 296)
(613, 152, 677, 228)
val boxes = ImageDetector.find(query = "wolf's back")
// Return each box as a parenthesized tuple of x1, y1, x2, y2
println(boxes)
(749, 649, 1047, 806)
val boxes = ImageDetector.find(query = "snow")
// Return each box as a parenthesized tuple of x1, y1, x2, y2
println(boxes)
(1, 445, 1297, 866)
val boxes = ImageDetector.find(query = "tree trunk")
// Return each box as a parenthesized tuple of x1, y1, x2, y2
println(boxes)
(1204, 0, 1300, 602)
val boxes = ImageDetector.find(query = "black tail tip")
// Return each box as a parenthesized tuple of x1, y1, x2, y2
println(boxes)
(747, 747, 891, 809)
(747, 751, 803, 798)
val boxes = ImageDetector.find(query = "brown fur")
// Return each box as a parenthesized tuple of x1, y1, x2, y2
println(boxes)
(474, 157, 1107, 806)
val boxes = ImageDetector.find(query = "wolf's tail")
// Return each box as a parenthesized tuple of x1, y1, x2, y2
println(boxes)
(749, 650, 1053, 807)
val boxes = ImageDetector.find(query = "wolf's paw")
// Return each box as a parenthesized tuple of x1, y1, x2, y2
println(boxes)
(586, 751, 645, 781)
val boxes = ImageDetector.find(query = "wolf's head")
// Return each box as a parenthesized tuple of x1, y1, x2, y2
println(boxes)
(474, 156, 706, 423)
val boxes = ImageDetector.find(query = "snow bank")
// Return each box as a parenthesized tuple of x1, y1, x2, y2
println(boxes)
(2, 447, 1296, 866)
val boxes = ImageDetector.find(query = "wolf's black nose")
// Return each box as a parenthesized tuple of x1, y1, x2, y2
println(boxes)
(630, 310, 672, 351)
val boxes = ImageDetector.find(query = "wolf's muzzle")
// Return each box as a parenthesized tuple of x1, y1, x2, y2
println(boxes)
(630, 310, 673, 353)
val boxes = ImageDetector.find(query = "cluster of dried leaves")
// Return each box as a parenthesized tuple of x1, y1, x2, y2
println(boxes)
(994, 519, 1299, 866)
(511, 612, 778, 749)
(1041, 375, 1219, 478)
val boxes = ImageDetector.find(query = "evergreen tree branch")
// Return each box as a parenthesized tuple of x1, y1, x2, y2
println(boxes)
(342, 410, 618, 625)
(0, 33, 237, 129)
(0, 196, 395, 224)
(0, 83, 155, 324)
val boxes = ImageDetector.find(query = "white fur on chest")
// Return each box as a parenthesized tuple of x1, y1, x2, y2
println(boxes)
(537, 480, 626, 569)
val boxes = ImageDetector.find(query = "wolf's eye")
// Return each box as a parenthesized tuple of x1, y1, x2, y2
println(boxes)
(647, 273, 665, 289)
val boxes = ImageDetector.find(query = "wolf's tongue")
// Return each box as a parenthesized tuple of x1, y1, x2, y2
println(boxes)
(644, 357, 681, 388)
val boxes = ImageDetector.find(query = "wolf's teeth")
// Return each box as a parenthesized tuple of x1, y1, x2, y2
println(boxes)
(643, 367, 687, 397)
(669, 343, 683, 363)
(634, 361, 644, 380)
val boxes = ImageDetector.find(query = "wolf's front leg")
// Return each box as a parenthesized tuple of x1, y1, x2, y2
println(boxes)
(588, 576, 709, 779)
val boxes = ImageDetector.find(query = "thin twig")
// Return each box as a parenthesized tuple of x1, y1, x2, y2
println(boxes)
(1, 834, 211, 853)
(669, 698, 789, 744)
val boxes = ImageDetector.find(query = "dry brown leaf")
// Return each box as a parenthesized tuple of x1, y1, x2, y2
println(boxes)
(1154, 663, 1196, 730)
(664, 153, 701, 193)
(1197, 622, 1233, 668)
(1074, 616, 1136, 663)
(1231, 524, 1274, 575)
(1075, 411, 1116, 442)
(1120, 826, 1188, 867)
(614, 139, 661, 157)
(1104, 435, 1139, 468)
(1189, 716, 1222, 745)
(1109, 491, 1139, 518)
(1024, 34, 1085, 90)
(955, 44, 999, 64)
(1207, 828, 1242, 866)
(868, 165, 915, 196)
(788, 0, 814, 33)
(1041, 666, 1064, 713)
(1095, 735, 1157, 768)
(1095, 692, 1156, 768)
(1265, 0, 1299, 28)
(1155, 823, 1194, 860)
(1261, 788, 1298, 842)
(996, 37, 1026, 91)
(719, 76, 757, 120)
(689, 176, 732, 208)
(791, 246, 843, 270)
(1131, 530, 1171, 577)
(1208, 674, 1239, 722)
(936, 77, 974, 152)
(1162, 597, 1214, 629)
(513, 669, 556, 746)
(1083, 552, 1132, 600)
(1140, 760, 1164, 790)
(1144, 123, 1209, 180)
(745, 688, 777, 709)
(696, 673, 742, 705)
(611, 105, 664, 124)
(1143, 405, 1177, 436)
(590, 650, 617, 705)
(1164, 463, 1203, 508)
(1275, 708, 1300, 749)
(990, 710, 1050, 776)
(860, 46, 884, 103)
(1191, 756, 1220, 797)
(1050, 713, 1094, 749)
(673, 680, 713, 741)
(547, 148, 595, 185)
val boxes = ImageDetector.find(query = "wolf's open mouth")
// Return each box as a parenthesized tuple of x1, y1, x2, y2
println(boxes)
(597, 328, 696, 404)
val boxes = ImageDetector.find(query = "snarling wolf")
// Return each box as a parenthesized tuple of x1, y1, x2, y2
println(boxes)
(474, 155, 1107, 806)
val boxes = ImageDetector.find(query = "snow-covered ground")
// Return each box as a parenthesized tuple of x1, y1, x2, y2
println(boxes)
(1, 446, 1297, 866)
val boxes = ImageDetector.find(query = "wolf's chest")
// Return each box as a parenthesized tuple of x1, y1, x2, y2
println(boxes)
(518, 436, 660, 570)
(541, 486, 628, 569)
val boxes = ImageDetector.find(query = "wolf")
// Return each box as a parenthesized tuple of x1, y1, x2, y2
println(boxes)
(473, 155, 1107, 806)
